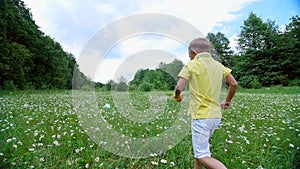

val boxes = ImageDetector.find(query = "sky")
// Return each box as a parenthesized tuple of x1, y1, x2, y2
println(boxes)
(23, 0, 300, 83)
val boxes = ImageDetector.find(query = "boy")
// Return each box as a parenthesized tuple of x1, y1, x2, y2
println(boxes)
(174, 37, 238, 169)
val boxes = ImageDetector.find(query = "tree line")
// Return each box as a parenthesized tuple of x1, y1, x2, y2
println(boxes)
(1, 0, 299, 91)
(0, 0, 90, 90)
(102, 13, 300, 91)
(94, 59, 183, 92)
(232, 13, 300, 88)
(129, 59, 183, 91)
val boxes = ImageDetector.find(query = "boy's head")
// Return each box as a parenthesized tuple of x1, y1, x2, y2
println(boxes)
(188, 37, 212, 60)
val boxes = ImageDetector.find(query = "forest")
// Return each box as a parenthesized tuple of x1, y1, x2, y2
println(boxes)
(0, 0, 299, 91)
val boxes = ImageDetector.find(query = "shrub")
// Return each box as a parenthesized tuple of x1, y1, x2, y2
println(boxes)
(3, 80, 17, 90)
(250, 76, 262, 89)
(138, 82, 152, 91)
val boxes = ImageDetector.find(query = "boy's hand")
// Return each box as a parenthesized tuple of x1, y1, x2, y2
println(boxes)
(173, 90, 183, 102)
(221, 101, 230, 109)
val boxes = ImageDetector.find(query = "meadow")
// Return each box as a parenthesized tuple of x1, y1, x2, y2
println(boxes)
(0, 87, 299, 169)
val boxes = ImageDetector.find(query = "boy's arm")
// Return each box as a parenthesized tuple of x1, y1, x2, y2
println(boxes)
(221, 74, 238, 109)
(174, 77, 188, 102)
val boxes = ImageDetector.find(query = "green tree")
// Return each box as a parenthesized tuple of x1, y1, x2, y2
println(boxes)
(105, 80, 116, 91)
(238, 12, 267, 52)
(115, 76, 128, 91)
(72, 63, 91, 89)
(158, 59, 183, 81)
(66, 53, 77, 89)
(0, 0, 82, 90)
(281, 15, 300, 85)
(129, 66, 177, 91)
(207, 32, 234, 66)
(0, 42, 33, 89)
(130, 69, 148, 87)
(138, 82, 152, 92)
(235, 12, 291, 87)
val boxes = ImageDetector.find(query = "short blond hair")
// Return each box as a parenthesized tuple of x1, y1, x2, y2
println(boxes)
(189, 37, 211, 53)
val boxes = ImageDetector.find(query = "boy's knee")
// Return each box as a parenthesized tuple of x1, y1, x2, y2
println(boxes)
(198, 156, 212, 165)
(198, 156, 209, 162)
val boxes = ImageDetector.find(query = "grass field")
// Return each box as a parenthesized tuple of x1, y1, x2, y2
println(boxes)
(1, 87, 299, 168)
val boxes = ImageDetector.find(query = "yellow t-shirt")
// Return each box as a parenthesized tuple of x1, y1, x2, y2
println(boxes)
(178, 52, 231, 119)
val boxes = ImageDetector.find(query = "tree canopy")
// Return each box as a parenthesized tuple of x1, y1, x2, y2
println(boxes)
(0, 0, 87, 90)
(207, 32, 234, 67)
(233, 12, 300, 88)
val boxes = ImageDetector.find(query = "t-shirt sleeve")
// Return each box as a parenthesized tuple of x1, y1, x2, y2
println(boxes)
(178, 65, 191, 81)
(223, 65, 232, 78)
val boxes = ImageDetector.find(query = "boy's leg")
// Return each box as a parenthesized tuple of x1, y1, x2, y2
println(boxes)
(194, 158, 202, 169)
(199, 157, 227, 169)
(192, 118, 223, 169)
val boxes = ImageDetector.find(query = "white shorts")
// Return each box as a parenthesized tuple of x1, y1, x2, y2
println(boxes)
(192, 118, 221, 159)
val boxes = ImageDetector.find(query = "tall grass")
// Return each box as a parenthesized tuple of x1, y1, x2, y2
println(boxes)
(0, 88, 299, 168)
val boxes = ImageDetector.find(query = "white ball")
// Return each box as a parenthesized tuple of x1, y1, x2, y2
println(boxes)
(103, 103, 111, 109)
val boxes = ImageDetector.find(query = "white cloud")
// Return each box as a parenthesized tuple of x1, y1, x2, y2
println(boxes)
(94, 3, 117, 14)
(95, 59, 123, 83)
(228, 34, 240, 54)
(23, 0, 259, 83)
(138, 0, 258, 35)
(117, 35, 183, 58)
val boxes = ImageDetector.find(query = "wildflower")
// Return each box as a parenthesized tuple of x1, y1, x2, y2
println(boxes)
(94, 157, 100, 162)
(226, 140, 233, 144)
(23, 103, 29, 108)
(17, 140, 23, 145)
(151, 161, 158, 165)
(66, 160, 72, 166)
(39, 135, 45, 141)
(0, 153, 4, 156)
(170, 161, 175, 167)
(6, 138, 12, 143)
(53, 140, 60, 146)
(29, 148, 35, 152)
(40, 157, 45, 162)
(239, 124, 247, 133)
(150, 153, 158, 157)
(160, 159, 167, 164)
(85, 163, 89, 168)
(289, 144, 295, 148)
(12, 144, 17, 148)
(245, 140, 250, 144)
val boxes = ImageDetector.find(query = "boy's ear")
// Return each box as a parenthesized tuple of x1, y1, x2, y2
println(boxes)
(189, 49, 198, 60)
(191, 49, 198, 55)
